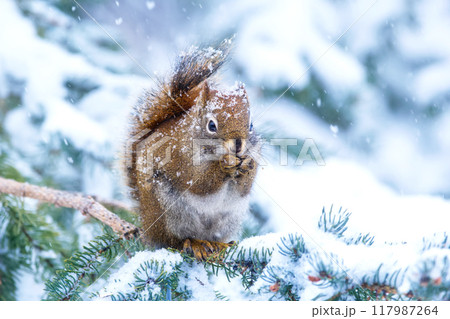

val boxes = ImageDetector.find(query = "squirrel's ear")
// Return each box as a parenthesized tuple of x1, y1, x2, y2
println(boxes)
(238, 81, 247, 93)
(197, 81, 209, 115)
(197, 81, 210, 107)
(237, 82, 249, 99)
(194, 81, 210, 118)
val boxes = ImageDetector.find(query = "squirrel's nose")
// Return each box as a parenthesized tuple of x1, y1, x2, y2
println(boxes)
(235, 139, 243, 154)
(224, 138, 246, 156)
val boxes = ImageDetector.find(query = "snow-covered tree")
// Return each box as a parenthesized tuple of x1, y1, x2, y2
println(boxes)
(1, 0, 449, 301)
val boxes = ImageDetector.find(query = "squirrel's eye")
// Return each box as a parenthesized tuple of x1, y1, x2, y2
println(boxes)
(249, 122, 253, 132)
(207, 119, 218, 133)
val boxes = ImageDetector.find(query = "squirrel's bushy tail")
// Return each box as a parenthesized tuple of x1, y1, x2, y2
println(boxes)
(170, 38, 232, 99)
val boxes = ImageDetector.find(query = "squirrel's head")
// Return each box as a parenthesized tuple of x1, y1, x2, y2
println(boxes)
(192, 81, 255, 158)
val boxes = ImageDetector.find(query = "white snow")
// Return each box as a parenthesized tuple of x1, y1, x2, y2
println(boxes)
(0, 0, 146, 188)
(15, 271, 46, 301)
(177, 263, 217, 301)
(205, 0, 365, 93)
(254, 159, 450, 243)
(146, 2, 155, 11)
(97, 250, 182, 300)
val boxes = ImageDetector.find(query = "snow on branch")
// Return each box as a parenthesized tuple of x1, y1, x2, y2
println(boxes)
(0, 176, 141, 239)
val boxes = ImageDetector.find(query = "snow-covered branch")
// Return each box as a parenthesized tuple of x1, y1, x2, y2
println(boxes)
(0, 176, 141, 239)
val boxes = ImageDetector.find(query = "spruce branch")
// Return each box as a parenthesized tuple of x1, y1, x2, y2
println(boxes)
(318, 206, 350, 238)
(0, 176, 141, 239)
(45, 233, 129, 300)
(278, 233, 307, 261)
(110, 259, 180, 301)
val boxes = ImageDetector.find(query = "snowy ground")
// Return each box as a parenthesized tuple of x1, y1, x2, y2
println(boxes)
(1, 0, 449, 300)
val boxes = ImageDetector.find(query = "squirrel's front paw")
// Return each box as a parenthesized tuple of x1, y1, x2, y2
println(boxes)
(238, 155, 255, 175)
(182, 238, 234, 261)
(219, 154, 241, 175)
(220, 154, 255, 176)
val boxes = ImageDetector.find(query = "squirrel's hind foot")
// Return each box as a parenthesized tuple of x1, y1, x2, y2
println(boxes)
(182, 238, 235, 261)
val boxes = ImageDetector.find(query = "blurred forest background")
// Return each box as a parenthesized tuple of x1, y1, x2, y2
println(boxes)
(1, 0, 450, 300)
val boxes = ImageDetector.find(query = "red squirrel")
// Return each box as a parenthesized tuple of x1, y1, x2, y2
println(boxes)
(124, 39, 260, 259)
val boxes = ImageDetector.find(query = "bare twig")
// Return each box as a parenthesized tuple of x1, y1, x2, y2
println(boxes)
(0, 176, 141, 239)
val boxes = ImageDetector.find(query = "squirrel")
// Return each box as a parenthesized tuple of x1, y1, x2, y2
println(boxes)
(124, 39, 260, 260)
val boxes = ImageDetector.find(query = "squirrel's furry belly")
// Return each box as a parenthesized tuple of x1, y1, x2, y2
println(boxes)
(156, 179, 249, 242)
